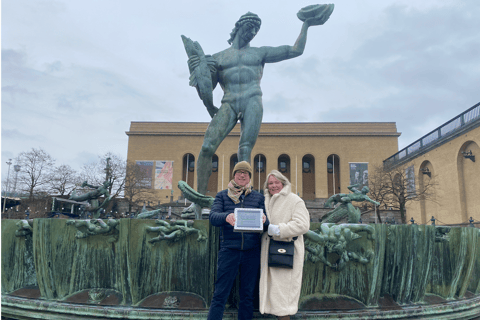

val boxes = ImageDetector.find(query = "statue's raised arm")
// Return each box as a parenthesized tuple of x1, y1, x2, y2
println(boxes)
(261, 4, 334, 63)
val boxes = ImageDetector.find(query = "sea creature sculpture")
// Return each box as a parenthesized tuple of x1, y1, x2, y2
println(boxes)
(435, 226, 451, 242)
(136, 208, 164, 219)
(15, 219, 34, 237)
(304, 223, 375, 271)
(66, 218, 119, 242)
(322, 184, 380, 223)
(69, 158, 113, 219)
(146, 219, 207, 243)
(181, 35, 218, 118)
(178, 180, 215, 209)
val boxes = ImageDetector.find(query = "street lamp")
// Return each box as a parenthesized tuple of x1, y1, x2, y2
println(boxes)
(2, 159, 12, 214)
(13, 164, 21, 197)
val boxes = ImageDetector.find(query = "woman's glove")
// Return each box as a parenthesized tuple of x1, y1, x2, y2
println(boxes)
(268, 224, 280, 237)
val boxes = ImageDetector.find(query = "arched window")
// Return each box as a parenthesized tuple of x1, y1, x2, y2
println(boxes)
(253, 154, 267, 192)
(229, 154, 238, 180)
(419, 160, 434, 224)
(206, 154, 219, 197)
(302, 154, 315, 200)
(457, 141, 480, 222)
(327, 154, 340, 197)
(278, 154, 291, 181)
(182, 153, 195, 188)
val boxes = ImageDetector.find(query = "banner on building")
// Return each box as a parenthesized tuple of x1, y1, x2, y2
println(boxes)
(155, 161, 174, 190)
(136, 161, 154, 189)
(349, 162, 368, 187)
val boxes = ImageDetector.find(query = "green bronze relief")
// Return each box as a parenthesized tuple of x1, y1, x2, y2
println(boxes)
(69, 158, 113, 219)
(15, 219, 33, 237)
(323, 184, 380, 223)
(304, 223, 375, 271)
(66, 218, 119, 242)
(146, 219, 207, 243)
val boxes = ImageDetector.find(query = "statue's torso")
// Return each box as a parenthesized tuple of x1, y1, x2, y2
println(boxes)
(214, 46, 264, 105)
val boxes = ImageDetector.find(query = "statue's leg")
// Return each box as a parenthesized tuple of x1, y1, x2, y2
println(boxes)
(197, 104, 237, 195)
(238, 97, 263, 162)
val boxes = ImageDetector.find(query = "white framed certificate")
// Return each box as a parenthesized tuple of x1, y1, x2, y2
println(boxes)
(234, 208, 264, 233)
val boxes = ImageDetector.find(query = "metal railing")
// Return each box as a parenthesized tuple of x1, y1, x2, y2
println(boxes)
(384, 102, 480, 167)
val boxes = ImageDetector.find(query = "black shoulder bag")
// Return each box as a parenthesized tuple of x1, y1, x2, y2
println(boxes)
(268, 236, 298, 269)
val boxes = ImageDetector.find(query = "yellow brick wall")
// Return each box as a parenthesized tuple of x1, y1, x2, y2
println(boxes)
(126, 122, 399, 203)
(402, 126, 480, 224)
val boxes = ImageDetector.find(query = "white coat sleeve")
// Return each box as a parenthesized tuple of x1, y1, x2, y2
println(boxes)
(278, 200, 310, 238)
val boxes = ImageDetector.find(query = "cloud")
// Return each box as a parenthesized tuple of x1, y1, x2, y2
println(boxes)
(2, 0, 480, 180)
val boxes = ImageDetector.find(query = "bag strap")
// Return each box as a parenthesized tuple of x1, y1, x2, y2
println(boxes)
(268, 235, 298, 242)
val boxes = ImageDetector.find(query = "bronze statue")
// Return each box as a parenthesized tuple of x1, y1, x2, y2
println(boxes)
(69, 158, 113, 219)
(181, 5, 334, 218)
(304, 223, 375, 271)
(322, 184, 380, 223)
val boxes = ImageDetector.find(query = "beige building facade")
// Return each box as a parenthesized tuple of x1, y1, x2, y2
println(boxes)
(126, 122, 400, 203)
(384, 102, 480, 225)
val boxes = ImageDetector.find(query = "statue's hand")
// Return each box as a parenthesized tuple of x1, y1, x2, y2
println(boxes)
(187, 55, 200, 73)
(206, 55, 217, 74)
(303, 17, 316, 28)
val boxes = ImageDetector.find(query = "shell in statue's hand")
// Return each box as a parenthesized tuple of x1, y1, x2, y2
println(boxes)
(297, 4, 335, 25)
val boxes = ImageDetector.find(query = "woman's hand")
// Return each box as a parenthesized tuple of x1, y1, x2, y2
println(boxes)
(268, 224, 281, 236)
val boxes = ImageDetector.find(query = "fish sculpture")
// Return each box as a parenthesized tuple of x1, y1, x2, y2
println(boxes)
(181, 35, 219, 118)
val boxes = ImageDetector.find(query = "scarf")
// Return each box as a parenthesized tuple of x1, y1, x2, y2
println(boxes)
(227, 179, 252, 204)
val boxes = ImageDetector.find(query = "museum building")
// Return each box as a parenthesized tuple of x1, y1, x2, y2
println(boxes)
(126, 121, 400, 202)
(126, 103, 480, 225)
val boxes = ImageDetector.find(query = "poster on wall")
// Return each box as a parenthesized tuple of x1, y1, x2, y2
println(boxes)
(136, 161, 154, 189)
(349, 162, 368, 187)
(405, 165, 416, 197)
(155, 161, 174, 189)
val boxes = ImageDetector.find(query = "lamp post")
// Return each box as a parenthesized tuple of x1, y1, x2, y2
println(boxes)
(2, 159, 12, 214)
(13, 164, 21, 197)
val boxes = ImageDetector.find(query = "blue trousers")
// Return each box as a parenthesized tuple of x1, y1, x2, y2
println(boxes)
(207, 246, 260, 320)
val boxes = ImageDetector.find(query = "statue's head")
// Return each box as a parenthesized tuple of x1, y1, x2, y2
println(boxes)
(228, 12, 261, 45)
(361, 186, 370, 194)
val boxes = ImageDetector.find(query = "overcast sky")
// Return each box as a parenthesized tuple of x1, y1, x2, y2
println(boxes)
(2, 0, 479, 180)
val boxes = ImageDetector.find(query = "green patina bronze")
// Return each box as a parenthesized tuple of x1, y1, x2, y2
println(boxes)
(322, 184, 380, 223)
(15, 219, 34, 237)
(66, 218, 119, 242)
(146, 219, 207, 243)
(2, 218, 480, 319)
(180, 5, 334, 219)
(304, 223, 375, 271)
(69, 158, 113, 219)
(136, 208, 163, 219)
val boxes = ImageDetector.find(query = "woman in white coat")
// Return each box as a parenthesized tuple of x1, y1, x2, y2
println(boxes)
(259, 170, 310, 320)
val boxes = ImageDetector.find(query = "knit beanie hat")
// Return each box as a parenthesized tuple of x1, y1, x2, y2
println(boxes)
(232, 161, 253, 178)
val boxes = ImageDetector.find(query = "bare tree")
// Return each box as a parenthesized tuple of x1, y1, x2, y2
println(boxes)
(124, 161, 156, 213)
(16, 148, 55, 201)
(49, 164, 79, 196)
(368, 164, 437, 224)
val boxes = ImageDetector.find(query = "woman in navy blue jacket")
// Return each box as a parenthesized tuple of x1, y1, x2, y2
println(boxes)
(207, 161, 269, 320)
